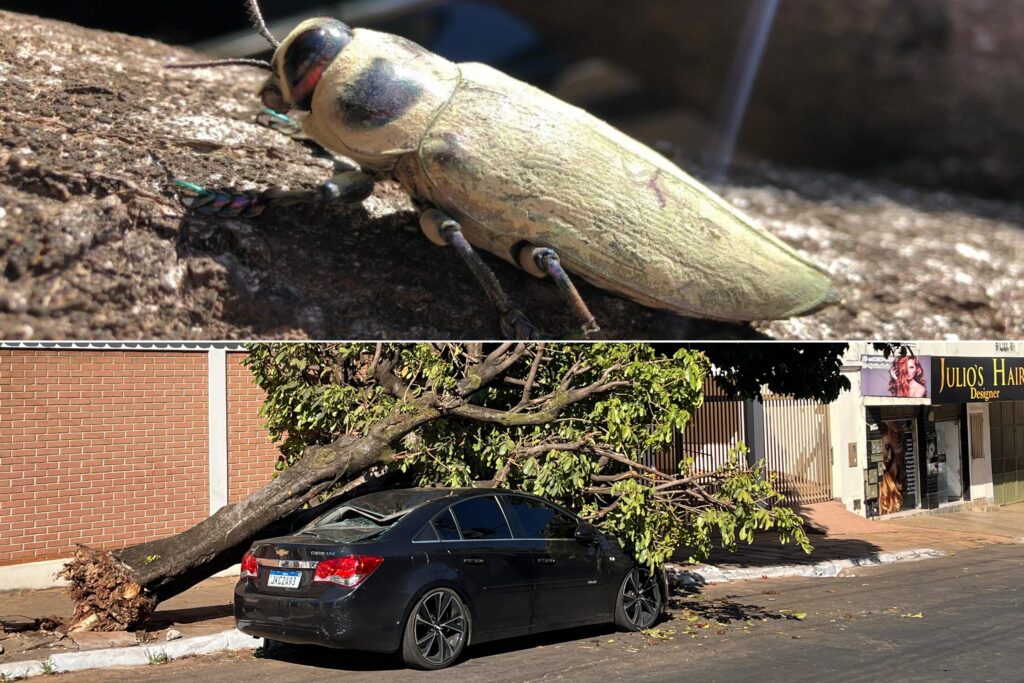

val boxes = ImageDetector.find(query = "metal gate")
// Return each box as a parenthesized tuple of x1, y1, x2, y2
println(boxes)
(762, 393, 833, 506)
(648, 378, 745, 474)
(991, 401, 1024, 505)
(652, 379, 833, 508)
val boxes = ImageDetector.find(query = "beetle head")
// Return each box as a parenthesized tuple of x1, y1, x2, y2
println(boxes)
(166, 2, 352, 116)
(261, 18, 353, 114)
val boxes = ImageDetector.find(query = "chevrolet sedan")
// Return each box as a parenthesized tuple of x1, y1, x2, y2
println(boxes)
(234, 488, 665, 669)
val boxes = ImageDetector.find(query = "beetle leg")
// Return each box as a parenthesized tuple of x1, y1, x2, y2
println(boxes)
(420, 209, 538, 340)
(173, 170, 375, 218)
(522, 247, 601, 338)
(254, 107, 303, 137)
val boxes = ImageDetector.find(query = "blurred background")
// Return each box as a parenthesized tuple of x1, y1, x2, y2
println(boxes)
(4, 0, 1023, 201)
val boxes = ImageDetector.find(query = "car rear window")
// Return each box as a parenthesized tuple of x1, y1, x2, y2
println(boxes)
(344, 489, 458, 517)
(450, 497, 511, 540)
(504, 496, 577, 539)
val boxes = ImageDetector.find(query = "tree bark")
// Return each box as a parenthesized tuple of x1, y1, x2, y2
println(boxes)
(4, 11, 1023, 339)
(0, 10, 696, 341)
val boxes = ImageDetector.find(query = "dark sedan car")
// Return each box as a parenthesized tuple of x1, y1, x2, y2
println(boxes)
(234, 488, 665, 669)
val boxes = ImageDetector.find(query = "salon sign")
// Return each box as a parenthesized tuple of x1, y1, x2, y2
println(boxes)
(931, 356, 1024, 402)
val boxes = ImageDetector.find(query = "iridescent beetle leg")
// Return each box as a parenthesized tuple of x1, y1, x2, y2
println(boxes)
(419, 209, 538, 340)
(173, 170, 374, 218)
(254, 107, 303, 137)
(519, 246, 601, 338)
(173, 180, 268, 218)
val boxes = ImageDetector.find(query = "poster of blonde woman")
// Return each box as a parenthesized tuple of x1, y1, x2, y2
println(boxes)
(879, 422, 906, 514)
(865, 410, 918, 517)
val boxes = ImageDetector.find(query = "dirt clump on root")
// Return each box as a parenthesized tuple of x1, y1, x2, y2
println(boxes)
(59, 546, 156, 632)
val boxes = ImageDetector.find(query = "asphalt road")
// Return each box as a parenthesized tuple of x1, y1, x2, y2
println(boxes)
(60, 544, 1024, 683)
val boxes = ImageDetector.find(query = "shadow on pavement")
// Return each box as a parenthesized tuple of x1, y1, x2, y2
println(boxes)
(668, 588, 787, 624)
(146, 604, 235, 629)
(674, 533, 886, 570)
(254, 623, 619, 672)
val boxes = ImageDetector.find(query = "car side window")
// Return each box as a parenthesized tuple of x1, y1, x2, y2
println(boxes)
(414, 522, 438, 542)
(450, 497, 511, 540)
(504, 496, 577, 539)
(432, 507, 461, 541)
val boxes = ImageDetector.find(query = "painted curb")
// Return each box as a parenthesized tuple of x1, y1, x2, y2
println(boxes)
(667, 548, 944, 587)
(0, 628, 263, 679)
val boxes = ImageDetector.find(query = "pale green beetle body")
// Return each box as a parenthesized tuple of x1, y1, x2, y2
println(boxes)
(284, 24, 837, 321)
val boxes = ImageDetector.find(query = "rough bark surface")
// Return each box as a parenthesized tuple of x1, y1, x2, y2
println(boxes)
(2, 10, 1023, 339)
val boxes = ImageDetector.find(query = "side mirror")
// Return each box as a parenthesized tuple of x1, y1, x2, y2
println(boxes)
(575, 522, 597, 544)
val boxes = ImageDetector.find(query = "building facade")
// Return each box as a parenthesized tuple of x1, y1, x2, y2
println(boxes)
(0, 345, 280, 587)
(829, 342, 1024, 518)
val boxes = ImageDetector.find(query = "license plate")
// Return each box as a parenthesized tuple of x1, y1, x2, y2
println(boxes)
(267, 570, 302, 589)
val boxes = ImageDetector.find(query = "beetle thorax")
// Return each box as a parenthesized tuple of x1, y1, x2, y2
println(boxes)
(303, 29, 461, 172)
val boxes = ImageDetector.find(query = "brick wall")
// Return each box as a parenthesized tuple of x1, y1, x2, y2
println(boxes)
(0, 350, 209, 566)
(226, 352, 279, 503)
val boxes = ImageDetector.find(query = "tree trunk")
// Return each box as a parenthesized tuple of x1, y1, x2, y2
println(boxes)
(61, 400, 440, 631)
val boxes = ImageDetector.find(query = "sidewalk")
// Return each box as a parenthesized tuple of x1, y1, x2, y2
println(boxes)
(0, 577, 238, 666)
(671, 501, 1024, 580)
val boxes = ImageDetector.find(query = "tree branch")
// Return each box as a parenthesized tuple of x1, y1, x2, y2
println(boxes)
(515, 343, 547, 410)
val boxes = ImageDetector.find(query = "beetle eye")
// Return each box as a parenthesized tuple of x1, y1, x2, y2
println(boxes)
(281, 20, 352, 109)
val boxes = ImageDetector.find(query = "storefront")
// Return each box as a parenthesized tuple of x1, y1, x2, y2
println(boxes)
(934, 356, 1024, 506)
(858, 353, 1024, 517)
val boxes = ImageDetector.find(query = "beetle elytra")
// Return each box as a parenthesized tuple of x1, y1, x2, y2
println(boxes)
(169, 0, 838, 338)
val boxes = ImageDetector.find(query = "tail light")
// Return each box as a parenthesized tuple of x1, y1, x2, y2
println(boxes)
(313, 555, 383, 587)
(240, 551, 258, 578)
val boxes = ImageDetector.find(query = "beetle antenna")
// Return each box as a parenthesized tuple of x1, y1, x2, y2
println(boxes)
(165, 58, 273, 71)
(245, 0, 281, 49)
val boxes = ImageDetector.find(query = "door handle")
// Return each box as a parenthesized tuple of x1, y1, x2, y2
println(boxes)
(536, 557, 556, 565)
(462, 558, 484, 565)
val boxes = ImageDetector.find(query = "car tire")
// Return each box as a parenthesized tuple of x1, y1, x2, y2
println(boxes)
(614, 566, 663, 631)
(400, 587, 471, 670)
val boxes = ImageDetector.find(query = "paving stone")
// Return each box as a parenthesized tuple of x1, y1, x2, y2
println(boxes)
(68, 631, 139, 651)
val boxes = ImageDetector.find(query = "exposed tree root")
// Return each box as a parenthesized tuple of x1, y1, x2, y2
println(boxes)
(59, 546, 156, 632)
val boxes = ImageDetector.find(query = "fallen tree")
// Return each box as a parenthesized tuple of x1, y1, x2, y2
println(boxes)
(61, 343, 836, 631)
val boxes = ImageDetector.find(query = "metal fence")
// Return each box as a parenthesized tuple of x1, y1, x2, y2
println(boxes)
(762, 393, 833, 506)
(648, 378, 832, 508)
(647, 378, 745, 475)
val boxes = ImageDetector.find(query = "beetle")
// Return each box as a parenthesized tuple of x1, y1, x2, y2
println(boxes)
(169, 0, 838, 338)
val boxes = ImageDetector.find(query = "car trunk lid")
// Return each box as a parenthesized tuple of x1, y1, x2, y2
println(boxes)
(249, 535, 351, 597)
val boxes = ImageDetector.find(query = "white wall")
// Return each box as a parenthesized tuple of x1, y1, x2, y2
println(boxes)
(829, 357, 869, 515)
(208, 349, 229, 514)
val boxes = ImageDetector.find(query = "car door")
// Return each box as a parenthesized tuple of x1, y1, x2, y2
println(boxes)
(437, 495, 534, 637)
(500, 495, 609, 630)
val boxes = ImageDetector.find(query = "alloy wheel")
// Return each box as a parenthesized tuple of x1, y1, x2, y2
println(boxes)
(622, 567, 661, 629)
(413, 589, 466, 666)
